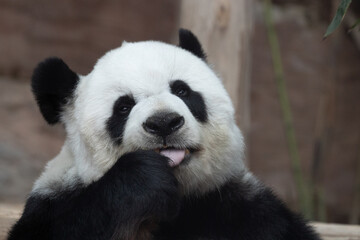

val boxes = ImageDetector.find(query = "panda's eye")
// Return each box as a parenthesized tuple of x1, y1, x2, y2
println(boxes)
(113, 95, 135, 115)
(175, 87, 189, 97)
(170, 80, 208, 123)
(171, 81, 191, 97)
(118, 105, 131, 114)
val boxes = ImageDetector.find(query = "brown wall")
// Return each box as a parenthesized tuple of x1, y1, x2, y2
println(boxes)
(250, 2, 360, 223)
(0, 0, 179, 78)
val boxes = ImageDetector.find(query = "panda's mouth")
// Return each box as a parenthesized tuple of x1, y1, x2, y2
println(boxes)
(154, 147, 197, 167)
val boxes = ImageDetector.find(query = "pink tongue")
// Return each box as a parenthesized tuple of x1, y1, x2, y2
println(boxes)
(159, 149, 186, 167)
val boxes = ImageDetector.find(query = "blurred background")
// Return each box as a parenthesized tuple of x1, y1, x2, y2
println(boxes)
(0, 0, 359, 224)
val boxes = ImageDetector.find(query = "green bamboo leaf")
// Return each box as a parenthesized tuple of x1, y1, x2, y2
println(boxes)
(324, 0, 352, 39)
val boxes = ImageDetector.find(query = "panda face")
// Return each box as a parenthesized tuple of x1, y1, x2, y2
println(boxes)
(32, 31, 246, 196)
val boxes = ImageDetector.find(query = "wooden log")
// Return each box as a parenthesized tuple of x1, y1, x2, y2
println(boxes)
(313, 222, 360, 240)
(0, 204, 22, 240)
(1, 204, 360, 240)
(179, 0, 253, 134)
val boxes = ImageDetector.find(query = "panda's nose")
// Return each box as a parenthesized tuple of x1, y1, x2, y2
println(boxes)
(143, 112, 185, 137)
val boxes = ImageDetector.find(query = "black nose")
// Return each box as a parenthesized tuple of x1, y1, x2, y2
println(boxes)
(143, 112, 185, 137)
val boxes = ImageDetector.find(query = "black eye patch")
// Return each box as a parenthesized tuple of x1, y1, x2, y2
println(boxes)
(170, 80, 208, 123)
(106, 95, 135, 144)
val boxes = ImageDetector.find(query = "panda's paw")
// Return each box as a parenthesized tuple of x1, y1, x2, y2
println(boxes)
(110, 150, 180, 220)
(113, 150, 176, 176)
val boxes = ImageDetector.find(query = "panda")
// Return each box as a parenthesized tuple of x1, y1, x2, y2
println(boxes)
(8, 29, 320, 240)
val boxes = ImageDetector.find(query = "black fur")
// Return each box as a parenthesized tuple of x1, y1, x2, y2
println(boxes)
(179, 29, 206, 61)
(170, 80, 208, 122)
(31, 58, 79, 124)
(106, 95, 136, 144)
(8, 151, 179, 240)
(8, 152, 320, 240)
(155, 181, 321, 240)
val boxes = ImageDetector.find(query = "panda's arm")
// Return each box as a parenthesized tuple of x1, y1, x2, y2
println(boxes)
(8, 151, 179, 240)
(220, 182, 321, 240)
(155, 180, 320, 240)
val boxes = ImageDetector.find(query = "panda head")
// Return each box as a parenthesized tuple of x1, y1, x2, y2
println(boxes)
(32, 29, 246, 195)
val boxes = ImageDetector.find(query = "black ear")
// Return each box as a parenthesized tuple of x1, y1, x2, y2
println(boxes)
(31, 57, 79, 124)
(178, 28, 206, 61)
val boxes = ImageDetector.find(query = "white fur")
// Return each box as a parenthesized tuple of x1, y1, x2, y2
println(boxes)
(33, 41, 248, 196)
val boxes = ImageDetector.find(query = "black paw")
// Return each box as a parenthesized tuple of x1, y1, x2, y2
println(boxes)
(104, 150, 180, 221)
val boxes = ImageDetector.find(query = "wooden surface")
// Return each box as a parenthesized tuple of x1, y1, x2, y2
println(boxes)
(0, 204, 22, 239)
(1, 204, 359, 240)
(313, 222, 360, 240)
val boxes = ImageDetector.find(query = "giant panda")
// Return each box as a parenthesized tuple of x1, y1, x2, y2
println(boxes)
(8, 29, 320, 240)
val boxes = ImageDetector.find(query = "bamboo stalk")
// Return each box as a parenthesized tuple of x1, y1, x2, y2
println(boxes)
(263, 0, 313, 219)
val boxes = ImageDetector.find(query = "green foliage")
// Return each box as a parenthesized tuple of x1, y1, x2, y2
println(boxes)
(324, 0, 352, 39)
